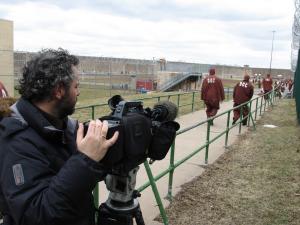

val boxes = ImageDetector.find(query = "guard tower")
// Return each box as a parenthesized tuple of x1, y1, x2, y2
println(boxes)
(0, 19, 14, 97)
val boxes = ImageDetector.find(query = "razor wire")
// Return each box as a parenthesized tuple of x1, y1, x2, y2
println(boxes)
(292, 0, 300, 71)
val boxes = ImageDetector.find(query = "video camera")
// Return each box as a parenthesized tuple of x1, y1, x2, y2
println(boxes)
(84, 95, 180, 225)
(84, 95, 180, 176)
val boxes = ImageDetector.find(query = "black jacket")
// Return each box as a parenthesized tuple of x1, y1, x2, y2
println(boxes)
(0, 98, 107, 225)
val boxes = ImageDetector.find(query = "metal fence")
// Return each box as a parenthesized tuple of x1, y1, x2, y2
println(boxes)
(74, 88, 278, 225)
(138, 89, 277, 224)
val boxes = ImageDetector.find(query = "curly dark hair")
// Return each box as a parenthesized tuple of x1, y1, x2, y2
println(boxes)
(16, 48, 79, 102)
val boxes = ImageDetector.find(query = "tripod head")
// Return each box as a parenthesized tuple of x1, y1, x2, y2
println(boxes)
(98, 167, 145, 225)
(105, 166, 140, 211)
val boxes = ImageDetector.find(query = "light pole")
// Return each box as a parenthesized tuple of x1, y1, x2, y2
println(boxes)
(269, 30, 276, 75)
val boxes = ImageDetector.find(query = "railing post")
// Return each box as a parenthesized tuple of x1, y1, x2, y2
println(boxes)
(239, 105, 243, 134)
(225, 111, 231, 149)
(247, 100, 256, 129)
(270, 91, 273, 107)
(144, 161, 169, 225)
(247, 101, 252, 127)
(260, 96, 263, 116)
(255, 98, 259, 120)
(249, 110, 256, 130)
(205, 121, 211, 164)
(167, 142, 176, 201)
(192, 92, 195, 112)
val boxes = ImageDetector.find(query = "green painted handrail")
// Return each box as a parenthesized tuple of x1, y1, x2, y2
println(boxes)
(75, 88, 278, 225)
(137, 89, 278, 225)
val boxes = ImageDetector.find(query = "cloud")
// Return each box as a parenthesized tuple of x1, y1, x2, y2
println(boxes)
(0, 0, 295, 68)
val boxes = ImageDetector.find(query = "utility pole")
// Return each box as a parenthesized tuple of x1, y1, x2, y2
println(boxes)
(269, 30, 276, 75)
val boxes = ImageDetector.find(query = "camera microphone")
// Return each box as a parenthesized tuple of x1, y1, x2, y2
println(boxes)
(152, 101, 178, 122)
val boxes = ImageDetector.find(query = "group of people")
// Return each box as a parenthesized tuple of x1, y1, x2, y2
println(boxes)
(0, 49, 290, 225)
(274, 78, 294, 99)
(201, 68, 276, 126)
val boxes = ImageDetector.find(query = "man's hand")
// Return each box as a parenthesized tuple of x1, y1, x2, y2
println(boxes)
(76, 120, 119, 162)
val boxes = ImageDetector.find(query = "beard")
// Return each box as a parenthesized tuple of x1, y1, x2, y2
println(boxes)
(56, 93, 76, 119)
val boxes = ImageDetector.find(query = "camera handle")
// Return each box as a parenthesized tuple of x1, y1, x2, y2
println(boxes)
(98, 167, 145, 225)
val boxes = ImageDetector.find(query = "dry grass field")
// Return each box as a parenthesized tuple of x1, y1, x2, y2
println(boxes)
(160, 99, 300, 225)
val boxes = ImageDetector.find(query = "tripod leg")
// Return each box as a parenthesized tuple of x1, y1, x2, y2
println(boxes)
(98, 203, 133, 225)
(133, 205, 145, 225)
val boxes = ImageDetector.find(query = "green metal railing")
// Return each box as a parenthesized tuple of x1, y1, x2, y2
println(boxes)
(74, 88, 233, 122)
(142, 91, 275, 225)
(74, 91, 200, 123)
(136, 89, 278, 224)
(74, 88, 276, 225)
(74, 91, 204, 210)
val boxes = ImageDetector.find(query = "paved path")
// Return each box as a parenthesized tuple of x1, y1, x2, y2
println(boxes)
(96, 97, 263, 225)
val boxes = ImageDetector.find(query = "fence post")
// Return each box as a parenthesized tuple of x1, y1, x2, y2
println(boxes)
(260, 97, 263, 116)
(167, 142, 176, 200)
(177, 94, 180, 108)
(239, 105, 243, 134)
(247, 101, 252, 127)
(255, 98, 259, 120)
(270, 91, 273, 107)
(224, 111, 231, 149)
(205, 121, 211, 164)
(249, 111, 256, 130)
(144, 161, 169, 225)
(247, 100, 256, 130)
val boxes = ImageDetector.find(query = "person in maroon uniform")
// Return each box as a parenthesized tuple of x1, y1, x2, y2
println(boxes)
(0, 81, 9, 98)
(232, 75, 254, 125)
(201, 68, 225, 125)
(262, 74, 273, 100)
(287, 78, 294, 92)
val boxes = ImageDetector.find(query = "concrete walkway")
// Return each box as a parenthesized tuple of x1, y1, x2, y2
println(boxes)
(96, 97, 264, 225)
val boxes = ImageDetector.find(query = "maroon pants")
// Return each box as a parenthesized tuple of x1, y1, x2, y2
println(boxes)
(205, 101, 219, 118)
(233, 103, 249, 124)
(264, 90, 271, 100)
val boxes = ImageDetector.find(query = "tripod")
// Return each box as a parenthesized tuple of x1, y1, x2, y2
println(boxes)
(98, 167, 145, 225)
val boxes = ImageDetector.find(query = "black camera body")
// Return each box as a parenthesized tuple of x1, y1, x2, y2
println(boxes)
(84, 95, 180, 175)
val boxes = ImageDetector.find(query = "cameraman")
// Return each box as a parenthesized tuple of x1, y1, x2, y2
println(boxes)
(0, 49, 118, 225)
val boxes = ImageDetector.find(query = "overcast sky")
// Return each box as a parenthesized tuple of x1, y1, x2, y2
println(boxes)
(0, 0, 295, 69)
